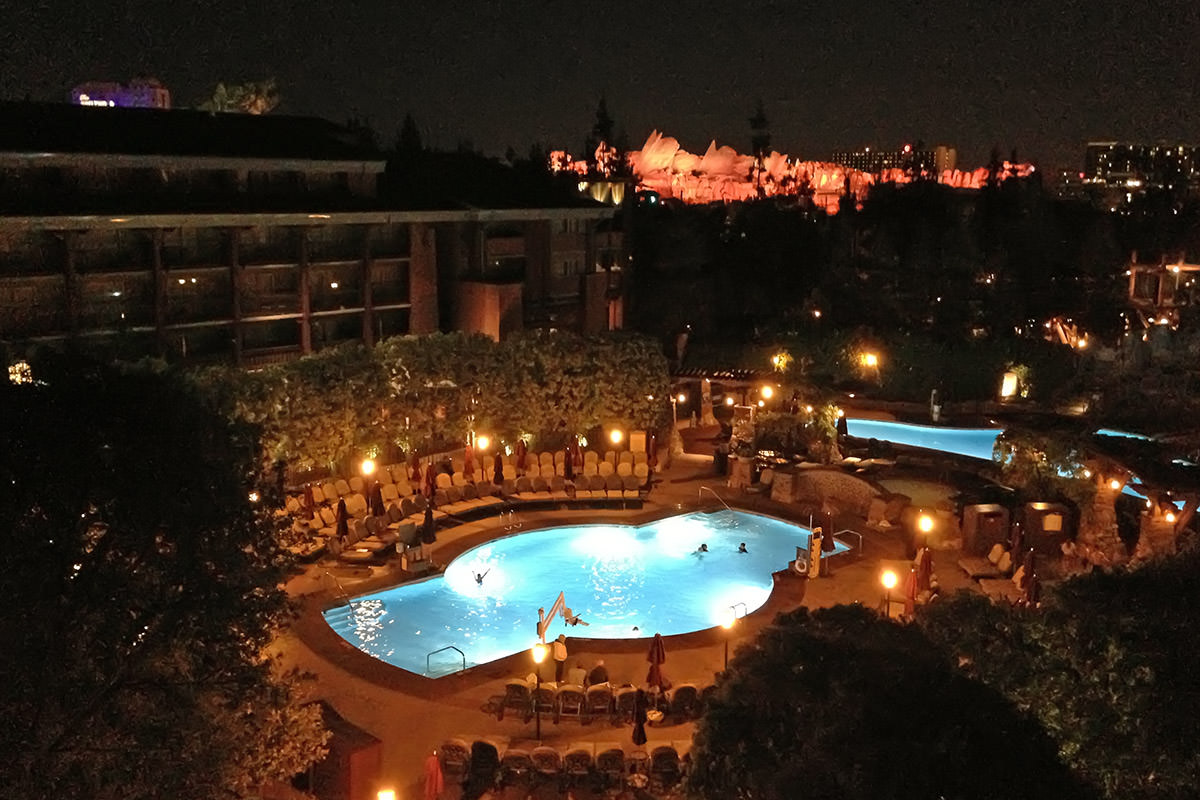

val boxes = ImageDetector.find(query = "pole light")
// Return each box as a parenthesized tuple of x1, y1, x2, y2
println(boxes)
(531, 642, 548, 742)
(881, 569, 898, 618)
(609, 429, 624, 446)
(476, 435, 490, 453)
(361, 458, 376, 476)
(377, 791, 396, 800)
(721, 608, 736, 671)
(917, 513, 934, 535)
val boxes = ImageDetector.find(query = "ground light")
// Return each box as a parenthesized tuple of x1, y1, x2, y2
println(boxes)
(531, 642, 548, 742)
(881, 569, 898, 618)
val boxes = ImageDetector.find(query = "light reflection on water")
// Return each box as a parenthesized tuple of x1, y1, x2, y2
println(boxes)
(326, 510, 837, 677)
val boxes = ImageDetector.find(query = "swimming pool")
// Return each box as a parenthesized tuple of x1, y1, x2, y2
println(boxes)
(845, 418, 1002, 461)
(324, 510, 847, 677)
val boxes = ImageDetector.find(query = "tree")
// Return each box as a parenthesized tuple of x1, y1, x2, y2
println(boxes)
(198, 78, 280, 114)
(0, 355, 327, 799)
(397, 113, 424, 155)
(687, 604, 1089, 800)
(920, 558, 1200, 800)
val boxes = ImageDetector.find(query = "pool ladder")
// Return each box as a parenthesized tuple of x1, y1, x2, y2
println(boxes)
(426, 645, 467, 676)
(323, 570, 354, 610)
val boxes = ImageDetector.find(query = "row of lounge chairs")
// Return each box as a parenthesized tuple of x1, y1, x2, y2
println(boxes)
(283, 449, 652, 514)
(495, 680, 706, 726)
(440, 736, 690, 794)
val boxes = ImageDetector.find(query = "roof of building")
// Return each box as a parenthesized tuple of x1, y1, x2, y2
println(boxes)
(382, 150, 608, 211)
(0, 101, 383, 163)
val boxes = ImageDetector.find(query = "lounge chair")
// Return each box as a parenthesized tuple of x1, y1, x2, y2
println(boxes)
(530, 745, 562, 782)
(532, 682, 558, 720)
(563, 742, 594, 786)
(500, 747, 533, 784)
(557, 683, 586, 722)
(335, 479, 352, 497)
(613, 686, 637, 723)
(595, 744, 625, 789)
(622, 474, 641, 499)
(497, 679, 532, 722)
(667, 683, 700, 721)
(349, 476, 365, 494)
(465, 740, 502, 798)
(585, 683, 613, 723)
(650, 744, 682, 791)
(439, 738, 471, 782)
(958, 543, 1008, 579)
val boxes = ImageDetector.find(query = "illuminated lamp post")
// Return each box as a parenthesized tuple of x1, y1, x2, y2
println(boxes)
(609, 428, 624, 447)
(531, 642, 548, 742)
(377, 791, 396, 800)
(671, 392, 687, 427)
(999, 371, 1018, 400)
(881, 569, 898, 618)
(361, 458, 376, 477)
(917, 511, 934, 540)
(721, 608, 736, 671)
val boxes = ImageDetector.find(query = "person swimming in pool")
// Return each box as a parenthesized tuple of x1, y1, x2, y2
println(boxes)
(474, 568, 490, 585)
(738, 542, 748, 553)
(696, 543, 709, 553)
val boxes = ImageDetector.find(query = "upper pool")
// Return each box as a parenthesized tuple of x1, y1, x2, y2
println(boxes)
(324, 510, 845, 677)
(845, 418, 1002, 461)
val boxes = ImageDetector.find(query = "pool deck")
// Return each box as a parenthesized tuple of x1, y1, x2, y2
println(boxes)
(277, 443, 980, 799)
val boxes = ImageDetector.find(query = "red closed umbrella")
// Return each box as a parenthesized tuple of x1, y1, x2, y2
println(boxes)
(915, 547, 934, 593)
(1010, 521, 1024, 562)
(572, 435, 583, 468)
(423, 461, 436, 498)
(1019, 549, 1035, 590)
(464, 442, 476, 481)
(646, 632, 668, 690)
(303, 484, 315, 513)
(423, 750, 444, 800)
(904, 566, 918, 618)
(515, 438, 528, 474)
(409, 451, 421, 483)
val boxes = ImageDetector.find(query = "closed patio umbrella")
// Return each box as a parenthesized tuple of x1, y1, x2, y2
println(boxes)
(915, 547, 933, 593)
(423, 460, 436, 498)
(647, 432, 657, 470)
(904, 566, 918, 618)
(409, 451, 421, 483)
(1023, 571, 1042, 607)
(1020, 548, 1035, 590)
(1010, 521, 1024, 561)
(369, 482, 385, 517)
(419, 503, 436, 560)
(571, 435, 583, 468)
(335, 498, 349, 539)
(464, 442, 476, 481)
(492, 451, 504, 485)
(423, 749, 444, 800)
(646, 632, 668, 691)
(515, 438, 528, 474)
(564, 446, 575, 481)
(303, 483, 315, 513)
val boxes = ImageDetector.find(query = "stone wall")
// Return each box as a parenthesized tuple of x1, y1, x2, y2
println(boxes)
(1133, 512, 1177, 562)
(1076, 484, 1127, 567)
(770, 467, 880, 517)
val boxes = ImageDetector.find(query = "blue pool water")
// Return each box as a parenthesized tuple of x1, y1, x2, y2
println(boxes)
(845, 418, 1002, 461)
(324, 510, 846, 677)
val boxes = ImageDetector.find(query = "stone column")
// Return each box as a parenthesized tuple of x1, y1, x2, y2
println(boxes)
(1133, 510, 1177, 562)
(1076, 481, 1127, 568)
(700, 378, 717, 426)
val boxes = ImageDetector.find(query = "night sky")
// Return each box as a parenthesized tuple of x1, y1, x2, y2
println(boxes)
(2, 0, 1198, 171)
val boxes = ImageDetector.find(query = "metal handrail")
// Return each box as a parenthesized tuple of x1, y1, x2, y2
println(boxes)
(698, 485, 734, 512)
(729, 601, 748, 619)
(426, 645, 467, 676)
(832, 529, 864, 558)
(323, 570, 354, 609)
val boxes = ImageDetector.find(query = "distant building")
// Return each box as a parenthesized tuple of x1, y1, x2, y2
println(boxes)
(0, 102, 623, 366)
(70, 78, 171, 109)
(830, 144, 956, 176)
(1083, 142, 1200, 194)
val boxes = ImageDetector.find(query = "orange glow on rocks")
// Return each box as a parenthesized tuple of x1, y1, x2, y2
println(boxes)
(552, 133, 1035, 213)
